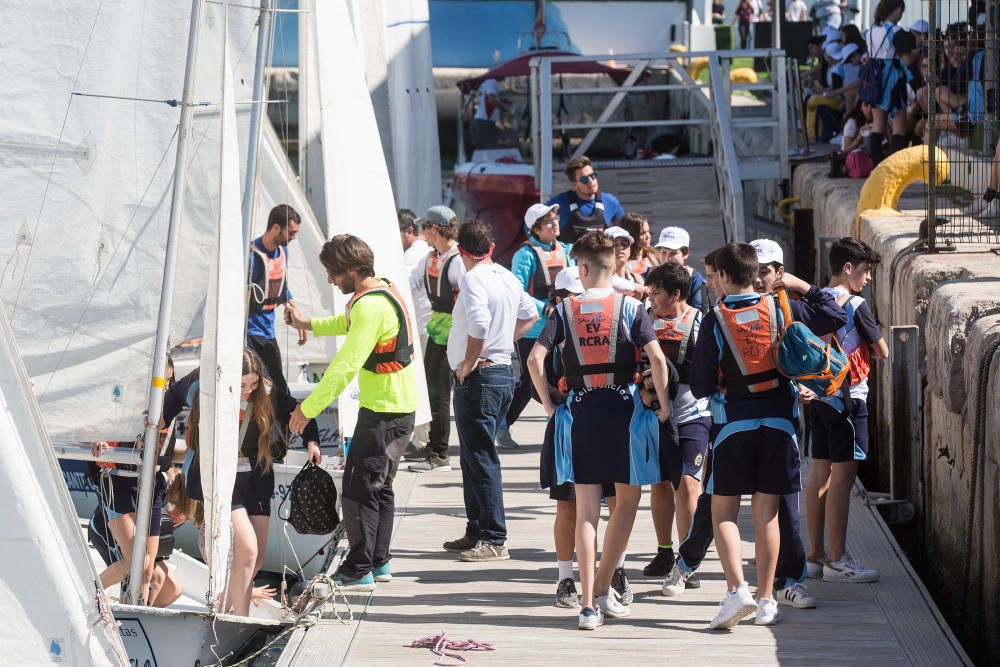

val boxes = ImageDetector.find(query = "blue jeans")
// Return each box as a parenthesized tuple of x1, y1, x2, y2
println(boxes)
(453, 364, 514, 544)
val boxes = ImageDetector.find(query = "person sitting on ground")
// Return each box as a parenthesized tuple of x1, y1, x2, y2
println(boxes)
(619, 212, 660, 280)
(654, 227, 706, 311)
(546, 156, 625, 243)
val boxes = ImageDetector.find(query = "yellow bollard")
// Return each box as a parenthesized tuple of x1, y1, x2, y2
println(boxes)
(854, 146, 950, 236)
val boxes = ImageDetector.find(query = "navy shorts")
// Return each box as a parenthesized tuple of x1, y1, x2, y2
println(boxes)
(709, 420, 801, 496)
(97, 472, 165, 536)
(541, 413, 615, 500)
(232, 465, 275, 517)
(677, 417, 711, 480)
(810, 398, 869, 463)
(658, 416, 683, 490)
(568, 387, 635, 485)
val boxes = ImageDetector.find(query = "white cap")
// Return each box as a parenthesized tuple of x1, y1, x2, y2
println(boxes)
(821, 26, 842, 41)
(524, 202, 559, 229)
(603, 226, 634, 244)
(839, 43, 859, 62)
(655, 226, 690, 250)
(909, 19, 929, 33)
(751, 238, 784, 265)
(824, 42, 843, 61)
(554, 266, 584, 293)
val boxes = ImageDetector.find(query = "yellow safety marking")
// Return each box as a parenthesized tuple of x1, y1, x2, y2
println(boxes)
(151, 376, 166, 389)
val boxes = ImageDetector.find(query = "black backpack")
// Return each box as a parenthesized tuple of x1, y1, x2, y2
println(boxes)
(280, 462, 340, 535)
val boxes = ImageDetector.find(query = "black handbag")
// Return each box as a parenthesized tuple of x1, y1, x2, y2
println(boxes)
(279, 462, 340, 535)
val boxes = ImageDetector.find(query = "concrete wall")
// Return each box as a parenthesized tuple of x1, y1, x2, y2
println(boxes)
(791, 163, 1000, 660)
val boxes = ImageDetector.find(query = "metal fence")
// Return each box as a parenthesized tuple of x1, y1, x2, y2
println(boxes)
(926, 0, 1000, 250)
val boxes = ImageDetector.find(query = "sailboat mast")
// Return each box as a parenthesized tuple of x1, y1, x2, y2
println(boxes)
(125, 0, 207, 605)
(241, 0, 273, 272)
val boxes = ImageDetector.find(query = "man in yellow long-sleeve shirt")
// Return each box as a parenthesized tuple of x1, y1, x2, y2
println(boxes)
(287, 234, 416, 590)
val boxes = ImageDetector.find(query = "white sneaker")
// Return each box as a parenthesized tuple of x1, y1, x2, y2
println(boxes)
(823, 554, 880, 583)
(776, 582, 817, 608)
(596, 589, 631, 618)
(979, 199, 1000, 219)
(578, 606, 604, 630)
(709, 582, 757, 630)
(806, 559, 825, 579)
(755, 597, 781, 625)
(661, 562, 686, 597)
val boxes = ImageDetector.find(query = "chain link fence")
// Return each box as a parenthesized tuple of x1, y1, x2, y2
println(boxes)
(926, 0, 1000, 251)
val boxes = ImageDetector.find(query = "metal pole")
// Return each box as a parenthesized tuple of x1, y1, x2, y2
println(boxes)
(539, 59, 553, 202)
(927, 0, 937, 252)
(242, 0, 273, 274)
(125, 0, 206, 605)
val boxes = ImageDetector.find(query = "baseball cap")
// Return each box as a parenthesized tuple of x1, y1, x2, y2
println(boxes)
(824, 42, 843, 61)
(524, 203, 559, 229)
(603, 226, 634, 244)
(909, 19, 930, 33)
(751, 239, 784, 265)
(821, 26, 842, 42)
(655, 226, 690, 250)
(554, 266, 584, 293)
(840, 43, 860, 62)
(416, 205, 457, 228)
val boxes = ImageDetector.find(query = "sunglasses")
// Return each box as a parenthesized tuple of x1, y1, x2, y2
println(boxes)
(578, 172, 599, 185)
(613, 238, 631, 248)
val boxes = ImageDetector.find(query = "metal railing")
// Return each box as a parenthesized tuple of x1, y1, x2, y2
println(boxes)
(529, 49, 791, 241)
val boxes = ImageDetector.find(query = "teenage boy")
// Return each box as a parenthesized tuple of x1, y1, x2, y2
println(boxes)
(504, 203, 574, 449)
(528, 232, 671, 630)
(655, 227, 706, 310)
(641, 263, 712, 578)
(691, 243, 846, 629)
(408, 206, 465, 472)
(805, 238, 887, 583)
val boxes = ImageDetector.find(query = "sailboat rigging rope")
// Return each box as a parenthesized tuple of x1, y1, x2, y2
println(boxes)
(9, 0, 106, 319)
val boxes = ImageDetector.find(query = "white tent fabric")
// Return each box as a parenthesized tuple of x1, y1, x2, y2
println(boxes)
(384, 0, 442, 213)
(0, 304, 127, 665)
(305, 0, 431, 432)
(199, 33, 243, 612)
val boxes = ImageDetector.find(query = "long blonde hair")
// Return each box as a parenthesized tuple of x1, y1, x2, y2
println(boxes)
(185, 348, 277, 471)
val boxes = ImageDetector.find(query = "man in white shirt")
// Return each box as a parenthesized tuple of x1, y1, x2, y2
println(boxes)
(473, 78, 511, 149)
(786, 0, 808, 22)
(441, 220, 538, 562)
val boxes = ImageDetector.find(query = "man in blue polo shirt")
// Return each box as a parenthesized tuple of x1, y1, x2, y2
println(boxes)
(546, 155, 624, 243)
(247, 204, 307, 396)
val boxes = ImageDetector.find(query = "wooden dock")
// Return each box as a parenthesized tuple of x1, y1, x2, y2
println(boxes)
(276, 403, 971, 667)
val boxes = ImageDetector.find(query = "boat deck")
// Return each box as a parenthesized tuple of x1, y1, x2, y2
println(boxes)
(275, 403, 970, 667)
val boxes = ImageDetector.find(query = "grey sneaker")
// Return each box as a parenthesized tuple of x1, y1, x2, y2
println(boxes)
(443, 533, 478, 553)
(402, 444, 429, 461)
(496, 426, 520, 449)
(458, 541, 510, 562)
(611, 567, 633, 605)
(407, 458, 451, 473)
(556, 577, 580, 608)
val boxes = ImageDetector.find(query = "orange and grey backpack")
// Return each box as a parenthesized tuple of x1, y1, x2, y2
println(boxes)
(771, 288, 850, 398)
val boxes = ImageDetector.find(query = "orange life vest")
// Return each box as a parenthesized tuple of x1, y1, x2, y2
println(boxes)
(714, 295, 782, 395)
(560, 293, 639, 390)
(248, 244, 288, 312)
(824, 288, 871, 386)
(523, 242, 568, 300)
(424, 249, 460, 314)
(652, 305, 699, 384)
(345, 279, 415, 374)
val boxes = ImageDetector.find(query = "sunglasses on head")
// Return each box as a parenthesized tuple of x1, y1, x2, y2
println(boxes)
(578, 172, 599, 185)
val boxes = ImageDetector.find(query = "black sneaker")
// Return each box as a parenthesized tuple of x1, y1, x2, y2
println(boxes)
(642, 549, 675, 577)
(555, 578, 580, 608)
(611, 567, 633, 605)
(443, 533, 478, 553)
(685, 572, 701, 589)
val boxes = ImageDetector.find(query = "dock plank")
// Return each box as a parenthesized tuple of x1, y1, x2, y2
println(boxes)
(282, 403, 970, 666)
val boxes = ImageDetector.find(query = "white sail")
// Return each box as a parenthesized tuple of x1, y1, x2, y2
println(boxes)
(348, 0, 393, 184)
(0, 304, 128, 665)
(199, 33, 244, 611)
(307, 0, 432, 433)
(384, 0, 443, 213)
